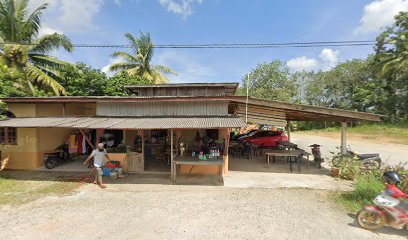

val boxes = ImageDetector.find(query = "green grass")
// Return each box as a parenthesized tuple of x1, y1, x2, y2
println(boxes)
(333, 175, 384, 212)
(299, 123, 408, 145)
(0, 176, 81, 205)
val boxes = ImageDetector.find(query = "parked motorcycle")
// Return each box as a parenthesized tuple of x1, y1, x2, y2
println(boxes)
(331, 145, 381, 169)
(43, 144, 71, 169)
(309, 144, 323, 169)
(357, 172, 408, 231)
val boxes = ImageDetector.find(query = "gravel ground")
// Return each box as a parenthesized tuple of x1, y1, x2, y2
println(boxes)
(0, 183, 406, 240)
(293, 133, 408, 167)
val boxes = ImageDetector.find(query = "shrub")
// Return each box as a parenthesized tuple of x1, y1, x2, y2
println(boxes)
(334, 161, 408, 212)
(337, 157, 361, 180)
(336, 174, 384, 212)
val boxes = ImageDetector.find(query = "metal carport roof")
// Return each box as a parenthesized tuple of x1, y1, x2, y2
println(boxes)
(0, 116, 246, 129)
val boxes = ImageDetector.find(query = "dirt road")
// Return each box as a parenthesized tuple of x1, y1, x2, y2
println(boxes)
(0, 183, 405, 240)
(293, 132, 408, 167)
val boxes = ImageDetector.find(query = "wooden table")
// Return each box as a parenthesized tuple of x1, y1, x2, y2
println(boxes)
(265, 150, 311, 172)
(171, 156, 224, 182)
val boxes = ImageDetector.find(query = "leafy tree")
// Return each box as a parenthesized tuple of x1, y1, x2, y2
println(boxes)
(0, 0, 73, 96)
(105, 71, 152, 96)
(303, 59, 378, 112)
(374, 11, 408, 121)
(109, 32, 176, 83)
(238, 60, 297, 102)
(59, 63, 108, 96)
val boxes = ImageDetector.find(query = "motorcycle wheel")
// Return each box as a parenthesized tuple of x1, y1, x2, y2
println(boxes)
(332, 157, 341, 167)
(44, 159, 57, 169)
(365, 159, 382, 170)
(356, 209, 385, 230)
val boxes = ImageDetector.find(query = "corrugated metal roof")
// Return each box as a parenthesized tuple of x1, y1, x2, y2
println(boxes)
(0, 116, 245, 129)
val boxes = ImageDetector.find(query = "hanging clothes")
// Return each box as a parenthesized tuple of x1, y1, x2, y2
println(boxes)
(82, 134, 87, 154)
(77, 134, 84, 154)
(68, 134, 78, 153)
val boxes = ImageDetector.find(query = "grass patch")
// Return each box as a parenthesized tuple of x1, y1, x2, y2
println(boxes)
(0, 176, 81, 205)
(334, 174, 384, 212)
(298, 122, 408, 145)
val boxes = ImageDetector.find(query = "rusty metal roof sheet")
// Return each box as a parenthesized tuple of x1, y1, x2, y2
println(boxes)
(0, 116, 245, 129)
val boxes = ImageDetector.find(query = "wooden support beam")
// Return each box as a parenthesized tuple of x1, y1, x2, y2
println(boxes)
(341, 122, 347, 154)
(79, 129, 95, 149)
(287, 121, 291, 142)
(62, 103, 66, 117)
(170, 129, 174, 181)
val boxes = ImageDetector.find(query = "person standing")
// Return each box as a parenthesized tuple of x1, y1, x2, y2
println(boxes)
(83, 143, 111, 188)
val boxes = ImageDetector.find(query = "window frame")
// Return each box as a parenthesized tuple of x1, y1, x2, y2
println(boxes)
(0, 127, 18, 145)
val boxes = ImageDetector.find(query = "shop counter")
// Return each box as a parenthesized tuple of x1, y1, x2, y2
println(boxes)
(171, 156, 224, 181)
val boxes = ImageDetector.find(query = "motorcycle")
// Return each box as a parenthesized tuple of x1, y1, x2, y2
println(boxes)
(309, 144, 323, 169)
(43, 144, 71, 169)
(331, 145, 381, 169)
(357, 182, 408, 231)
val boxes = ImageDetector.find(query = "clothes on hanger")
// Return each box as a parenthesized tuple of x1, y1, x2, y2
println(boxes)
(68, 134, 78, 153)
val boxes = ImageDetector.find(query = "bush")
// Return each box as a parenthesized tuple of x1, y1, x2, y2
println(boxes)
(337, 157, 361, 180)
(334, 161, 408, 212)
(336, 174, 384, 212)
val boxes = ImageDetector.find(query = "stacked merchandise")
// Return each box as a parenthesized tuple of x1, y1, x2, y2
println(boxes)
(102, 161, 125, 180)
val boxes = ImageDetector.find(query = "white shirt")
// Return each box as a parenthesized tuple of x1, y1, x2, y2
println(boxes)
(90, 149, 107, 167)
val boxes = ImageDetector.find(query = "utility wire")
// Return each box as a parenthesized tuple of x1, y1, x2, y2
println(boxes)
(0, 40, 376, 49)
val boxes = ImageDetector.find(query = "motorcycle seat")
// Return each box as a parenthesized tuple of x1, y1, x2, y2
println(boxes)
(357, 153, 380, 159)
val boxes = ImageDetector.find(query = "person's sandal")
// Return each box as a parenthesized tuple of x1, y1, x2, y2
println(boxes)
(99, 184, 107, 189)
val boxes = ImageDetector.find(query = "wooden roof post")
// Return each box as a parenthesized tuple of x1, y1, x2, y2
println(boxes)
(341, 122, 347, 155)
(170, 128, 174, 181)
(287, 121, 291, 142)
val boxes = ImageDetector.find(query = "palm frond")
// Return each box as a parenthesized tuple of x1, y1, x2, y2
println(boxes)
(111, 51, 137, 63)
(150, 71, 169, 84)
(29, 33, 73, 53)
(29, 54, 71, 69)
(124, 32, 139, 53)
(109, 62, 138, 72)
(26, 64, 66, 95)
(21, 2, 47, 42)
(153, 65, 177, 75)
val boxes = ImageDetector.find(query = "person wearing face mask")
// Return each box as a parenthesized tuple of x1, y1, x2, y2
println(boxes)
(83, 143, 111, 188)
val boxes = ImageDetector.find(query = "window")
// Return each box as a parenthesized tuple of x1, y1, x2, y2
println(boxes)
(0, 127, 17, 145)
(255, 131, 269, 138)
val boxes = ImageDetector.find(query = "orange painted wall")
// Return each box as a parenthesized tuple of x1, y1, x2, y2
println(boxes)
(0, 128, 40, 170)
(178, 165, 221, 175)
(1, 102, 97, 170)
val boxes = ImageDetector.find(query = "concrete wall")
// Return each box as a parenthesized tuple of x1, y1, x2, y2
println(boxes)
(1, 128, 39, 170)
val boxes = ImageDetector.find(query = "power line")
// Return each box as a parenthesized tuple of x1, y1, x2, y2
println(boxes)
(0, 40, 376, 49)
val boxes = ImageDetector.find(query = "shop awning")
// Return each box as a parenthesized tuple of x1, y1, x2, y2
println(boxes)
(0, 116, 246, 129)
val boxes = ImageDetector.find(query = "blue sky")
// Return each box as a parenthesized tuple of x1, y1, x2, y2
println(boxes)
(31, 0, 408, 83)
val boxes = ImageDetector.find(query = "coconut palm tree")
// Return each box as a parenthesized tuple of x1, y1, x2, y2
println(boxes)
(0, 0, 73, 95)
(109, 32, 176, 84)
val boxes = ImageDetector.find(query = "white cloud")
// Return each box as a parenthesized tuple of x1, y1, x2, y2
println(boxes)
(102, 57, 124, 77)
(319, 48, 339, 69)
(156, 50, 216, 83)
(38, 25, 63, 37)
(159, 0, 204, 19)
(286, 56, 318, 72)
(287, 48, 340, 72)
(57, 0, 104, 33)
(355, 0, 408, 34)
(29, 0, 121, 34)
